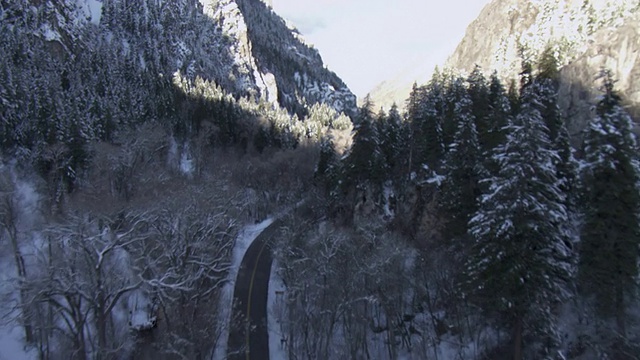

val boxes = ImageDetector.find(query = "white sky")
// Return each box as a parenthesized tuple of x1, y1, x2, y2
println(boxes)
(270, 0, 491, 97)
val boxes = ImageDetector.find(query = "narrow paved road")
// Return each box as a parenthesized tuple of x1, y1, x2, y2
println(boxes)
(227, 219, 282, 360)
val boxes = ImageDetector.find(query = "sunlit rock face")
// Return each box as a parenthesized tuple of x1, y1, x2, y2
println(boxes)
(200, 0, 356, 116)
(446, 0, 637, 78)
(445, 0, 640, 141)
(12, 0, 355, 117)
(558, 12, 640, 140)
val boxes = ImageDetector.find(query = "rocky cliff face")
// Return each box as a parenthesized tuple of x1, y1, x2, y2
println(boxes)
(445, 0, 637, 79)
(444, 0, 639, 139)
(558, 11, 640, 139)
(202, 0, 356, 116)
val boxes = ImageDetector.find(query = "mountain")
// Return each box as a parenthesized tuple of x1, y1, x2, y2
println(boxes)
(0, 0, 356, 179)
(444, 0, 639, 138)
(2, 0, 355, 116)
(0, 2, 357, 357)
(201, 0, 356, 116)
(366, 55, 437, 110)
(368, 0, 640, 133)
(558, 10, 640, 138)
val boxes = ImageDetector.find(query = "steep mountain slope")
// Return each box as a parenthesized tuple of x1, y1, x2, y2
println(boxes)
(558, 11, 640, 138)
(369, 0, 640, 125)
(202, 0, 355, 116)
(444, 0, 636, 81)
(3, 0, 355, 116)
(0, 0, 356, 198)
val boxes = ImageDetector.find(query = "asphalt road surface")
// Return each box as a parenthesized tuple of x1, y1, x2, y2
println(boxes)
(227, 219, 282, 360)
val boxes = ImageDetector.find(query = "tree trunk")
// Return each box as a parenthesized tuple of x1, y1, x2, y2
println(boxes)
(95, 275, 107, 360)
(513, 315, 523, 360)
(7, 222, 33, 343)
(96, 310, 107, 360)
(615, 284, 626, 337)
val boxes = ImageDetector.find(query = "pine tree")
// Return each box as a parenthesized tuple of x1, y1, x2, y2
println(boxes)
(507, 79, 521, 115)
(484, 71, 511, 153)
(536, 45, 560, 87)
(376, 103, 407, 181)
(315, 136, 340, 194)
(467, 66, 491, 151)
(441, 75, 467, 152)
(579, 72, 640, 337)
(536, 76, 578, 209)
(466, 83, 572, 359)
(409, 72, 446, 171)
(533, 48, 578, 207)
(344, 96, 385, 187)
(439, 93, 485, 262)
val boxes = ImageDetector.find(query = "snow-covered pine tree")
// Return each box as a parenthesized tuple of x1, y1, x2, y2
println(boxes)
(466, 81, 572, 360)
(467, 66, 492, 152)
(537, 76, 578, 208)
(344, 96, 385, 187)
(579, 71, 640, 338)
(408, 71, 445, 173)
(484, 71, 512, 155)
(439, 93, 485, 258)
(534, 48, 579, 212)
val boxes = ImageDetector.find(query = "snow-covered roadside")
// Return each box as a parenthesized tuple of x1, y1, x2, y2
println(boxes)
(268, 259, 287, 360)
(213, 218, 274, 360)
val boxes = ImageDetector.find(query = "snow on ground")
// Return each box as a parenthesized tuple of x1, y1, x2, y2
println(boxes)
(0, 257, 35, 360)
(0, 325, 34, 360)
(268, 259, 287, 360)
(382, 182, 395, 218)
(85, 0, 103, 25)
(0, 168, 39, 360)
(213, 218, 274, 360)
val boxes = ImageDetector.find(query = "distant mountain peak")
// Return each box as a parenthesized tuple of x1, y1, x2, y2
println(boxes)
(368, 0, 640, 137)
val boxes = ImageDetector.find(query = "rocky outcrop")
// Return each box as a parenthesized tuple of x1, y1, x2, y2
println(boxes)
(201, 0, 356, 116)
(446, 0, 638, 77)
(444, 0, 540, 81)
(559, 12, 640, 140)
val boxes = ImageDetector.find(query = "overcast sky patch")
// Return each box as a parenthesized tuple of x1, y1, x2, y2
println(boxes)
(271, 0, 491, 97)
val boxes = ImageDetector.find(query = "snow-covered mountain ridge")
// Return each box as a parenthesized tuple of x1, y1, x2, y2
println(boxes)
(444, 0, 639, 138)
(368, 0, 640, 136)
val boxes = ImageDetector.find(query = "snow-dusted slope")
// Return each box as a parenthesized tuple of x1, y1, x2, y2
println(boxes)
(10, 0, 355, 117)
(444, 0, 638, 81)
(201, 0, 356, 116)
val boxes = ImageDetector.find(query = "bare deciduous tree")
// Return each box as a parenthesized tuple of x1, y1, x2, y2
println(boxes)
(27, 211, 149, 360)
(0, 170, 35, 343)
(130, 205, 237, 359)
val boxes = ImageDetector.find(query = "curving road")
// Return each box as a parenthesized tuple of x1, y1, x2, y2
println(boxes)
(227, 219, 282, 360)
